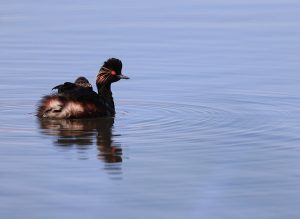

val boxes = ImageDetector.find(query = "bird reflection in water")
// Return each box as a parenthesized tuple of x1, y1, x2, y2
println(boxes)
(38, 117, 123, 164)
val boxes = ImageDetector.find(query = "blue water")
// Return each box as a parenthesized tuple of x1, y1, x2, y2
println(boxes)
(0, 0, 300, 218)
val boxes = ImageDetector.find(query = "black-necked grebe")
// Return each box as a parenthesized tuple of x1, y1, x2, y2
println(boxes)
(37, 58, 129, 119)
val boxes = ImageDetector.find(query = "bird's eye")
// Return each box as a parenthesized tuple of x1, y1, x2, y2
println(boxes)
(111, 71, 117, 75)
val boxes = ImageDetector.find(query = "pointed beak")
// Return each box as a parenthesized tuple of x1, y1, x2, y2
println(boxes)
(117, 74, 130, 79)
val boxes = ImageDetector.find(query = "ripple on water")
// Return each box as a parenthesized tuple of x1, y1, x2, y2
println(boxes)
(117, 99, 291, 148)
(0, 97, 296, 152)
(0, 101, 37, 134)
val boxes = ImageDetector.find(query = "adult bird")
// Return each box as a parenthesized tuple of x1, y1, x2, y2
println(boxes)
(37, 58, 129, 119)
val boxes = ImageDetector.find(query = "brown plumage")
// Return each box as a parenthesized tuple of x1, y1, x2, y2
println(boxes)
(37, 58, 129, 119)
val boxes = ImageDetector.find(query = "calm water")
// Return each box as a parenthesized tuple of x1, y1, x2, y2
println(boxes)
(1, 0, 300, 218)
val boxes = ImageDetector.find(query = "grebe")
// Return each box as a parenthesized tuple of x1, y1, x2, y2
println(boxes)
(52, 76, 93, 93)
(37, 58, 129, 119)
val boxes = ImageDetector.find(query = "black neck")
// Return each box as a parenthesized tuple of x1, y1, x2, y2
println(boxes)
(97, 83, 115, 115)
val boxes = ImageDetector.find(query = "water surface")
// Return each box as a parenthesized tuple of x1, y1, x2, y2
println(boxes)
(1, 0, 300, 218)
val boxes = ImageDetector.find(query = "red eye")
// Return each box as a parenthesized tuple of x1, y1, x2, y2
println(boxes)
(111, 70, 116, 75)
